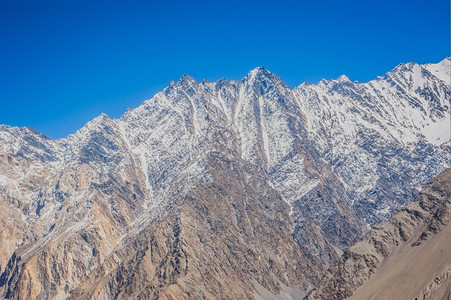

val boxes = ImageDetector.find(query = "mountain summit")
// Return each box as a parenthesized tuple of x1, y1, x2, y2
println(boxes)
(0, 59, 449, 299)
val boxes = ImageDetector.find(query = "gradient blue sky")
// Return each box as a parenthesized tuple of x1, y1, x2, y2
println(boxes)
(1, 0, 449, 139)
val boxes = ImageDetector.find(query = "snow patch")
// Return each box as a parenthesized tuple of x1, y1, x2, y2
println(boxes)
(259, 96, 271, 166)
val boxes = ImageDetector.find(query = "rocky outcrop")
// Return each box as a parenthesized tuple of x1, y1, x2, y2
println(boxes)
(306, 168, 451, 299)
(415, 267, 450, 300)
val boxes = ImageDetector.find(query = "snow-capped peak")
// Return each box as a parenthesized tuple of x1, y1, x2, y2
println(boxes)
(423, 57, 450, 83)
(245, 67, 275, 83)
(336, 75, 350, 82)
(248, 66, 270, 76)
(178, 74, 197, 84)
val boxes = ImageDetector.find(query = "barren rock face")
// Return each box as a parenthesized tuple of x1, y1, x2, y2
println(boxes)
(306, 169, 451, 300)
(0, 59, 449, 299)
(69, 151, 319, 299)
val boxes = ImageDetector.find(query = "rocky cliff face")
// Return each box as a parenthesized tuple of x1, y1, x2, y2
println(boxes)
(0, 58, 449, 299)
(306, 168, 451, 300)
(69, 151, 320, 299)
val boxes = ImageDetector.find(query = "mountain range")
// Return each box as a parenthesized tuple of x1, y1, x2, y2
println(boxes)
(0, 58, 449, 299)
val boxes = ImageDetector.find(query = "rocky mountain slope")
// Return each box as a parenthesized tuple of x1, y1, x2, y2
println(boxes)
(0, 58, 449, 298)
(306, 168, 450, 300)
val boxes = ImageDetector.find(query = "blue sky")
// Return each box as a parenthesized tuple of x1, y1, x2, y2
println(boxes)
(1, 0, 449, 139)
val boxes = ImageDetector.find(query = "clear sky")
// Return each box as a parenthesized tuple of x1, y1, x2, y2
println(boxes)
(1, 0, 449, 139)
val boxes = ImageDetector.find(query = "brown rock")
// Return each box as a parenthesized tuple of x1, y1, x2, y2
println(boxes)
(306, 169, 451, 300)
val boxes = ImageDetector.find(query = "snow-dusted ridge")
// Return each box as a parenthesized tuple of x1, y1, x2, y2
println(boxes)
(0, 58, 449, 272)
